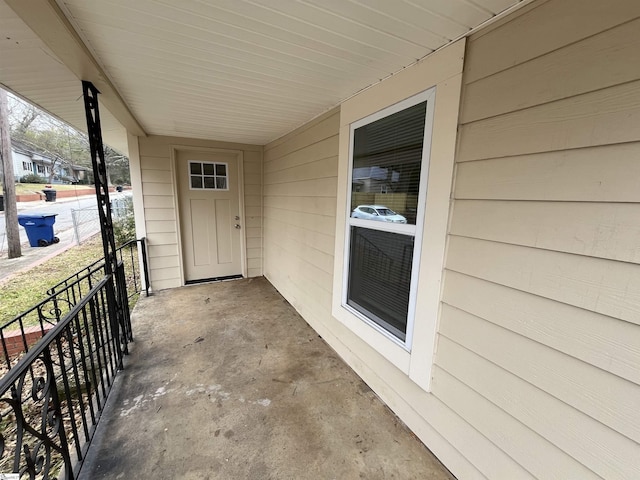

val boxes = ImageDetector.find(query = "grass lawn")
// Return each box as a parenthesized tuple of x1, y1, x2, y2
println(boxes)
(13, 183, 95, 195)
(0, 236, 104, 325)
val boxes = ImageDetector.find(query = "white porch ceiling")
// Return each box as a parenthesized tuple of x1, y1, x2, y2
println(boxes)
(2, 0, 526, 149)
(0, 0, 130, 152)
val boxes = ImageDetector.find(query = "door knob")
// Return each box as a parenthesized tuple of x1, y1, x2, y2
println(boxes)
(235, 224, 241, 229)
(235, 216, 240, 220)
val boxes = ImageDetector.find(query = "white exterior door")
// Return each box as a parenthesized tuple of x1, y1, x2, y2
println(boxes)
(177, 150, 243, 282)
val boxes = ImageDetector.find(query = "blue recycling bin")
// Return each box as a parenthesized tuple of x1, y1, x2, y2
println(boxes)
(17, 213, 60, 247)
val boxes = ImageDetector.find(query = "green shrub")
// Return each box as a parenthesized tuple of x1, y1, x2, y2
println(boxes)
(112, 196, 136, 246)
(60, 175, 76, 184)
(20, 174, 47, 184)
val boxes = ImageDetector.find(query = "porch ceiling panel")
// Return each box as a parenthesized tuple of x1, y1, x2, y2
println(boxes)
(57, 0, 524, 145)
(0, 0, 128, 153)
(4, 0, 525, 147)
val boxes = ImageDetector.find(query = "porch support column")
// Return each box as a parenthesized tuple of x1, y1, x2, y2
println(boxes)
(82, 80, 126, 365)
(82, 81, 117, 273)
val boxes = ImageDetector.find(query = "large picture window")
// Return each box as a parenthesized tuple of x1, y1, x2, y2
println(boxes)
(344, 89, 434, 345)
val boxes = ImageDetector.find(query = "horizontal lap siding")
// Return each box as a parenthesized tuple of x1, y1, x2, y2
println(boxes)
(263, 109, 339, 328)
(261, 62, 502, 479)
(440, 1, 640, 478)
(261, 103, 518, 480)
(244, 151, 263, 278)
(138, 135, 263, 289)
(139, 154, 181, 288)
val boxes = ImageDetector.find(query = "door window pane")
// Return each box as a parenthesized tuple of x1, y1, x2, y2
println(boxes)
(189, 161, 229, 190)
(191, 176, 203, 189)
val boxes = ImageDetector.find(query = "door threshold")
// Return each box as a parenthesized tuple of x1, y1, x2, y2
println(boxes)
(185, 274, 243, 285)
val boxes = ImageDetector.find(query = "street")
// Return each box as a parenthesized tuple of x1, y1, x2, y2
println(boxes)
(0, 191, 131, 254)
(0, 191, 133, 283)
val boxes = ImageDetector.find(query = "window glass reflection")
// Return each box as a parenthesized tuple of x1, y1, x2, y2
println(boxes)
(351, 101, 427, 225)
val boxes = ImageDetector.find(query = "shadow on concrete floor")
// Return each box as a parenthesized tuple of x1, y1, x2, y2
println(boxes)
(79, 277, 455, 480)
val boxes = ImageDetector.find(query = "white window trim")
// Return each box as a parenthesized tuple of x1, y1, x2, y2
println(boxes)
(187, 160, 230, 191)
(341, 88, 436, 356)
(334, 89, 437, 373)
(332, 39, 465, 389)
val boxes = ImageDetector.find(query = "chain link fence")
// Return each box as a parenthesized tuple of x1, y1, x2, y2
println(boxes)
(70, 206, 99, 244)
(71, 196, 131, 245)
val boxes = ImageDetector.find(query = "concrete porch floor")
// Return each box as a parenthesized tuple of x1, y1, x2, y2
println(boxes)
(79, 277, 455, 479)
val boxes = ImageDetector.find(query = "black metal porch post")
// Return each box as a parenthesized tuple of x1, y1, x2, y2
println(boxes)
(81, 81, 126, 366)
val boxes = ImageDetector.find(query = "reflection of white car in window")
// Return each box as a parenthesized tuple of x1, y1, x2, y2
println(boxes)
(351, 205, 407, 224)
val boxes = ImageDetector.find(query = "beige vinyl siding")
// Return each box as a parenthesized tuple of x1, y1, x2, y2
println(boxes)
(138, 135, 263, 290)
(139, 153, 179, 290)
(255, 3, 640, 479)
(263, 42, 499, 479)
(439, 0, 640, 478)
(263, 108, 339, 317)
(262, 106, 498, 480)
(243, 150, 263, 277)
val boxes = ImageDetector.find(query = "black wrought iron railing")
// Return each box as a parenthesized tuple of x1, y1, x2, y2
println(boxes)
(0, 238, 149, 478)
(0, 267, 99, 373)
(0, 238, 149, 373)
(0, 263, 130, 479)
(48, 238, 150, 300)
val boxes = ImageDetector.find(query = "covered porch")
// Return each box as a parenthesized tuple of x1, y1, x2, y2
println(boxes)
(78, 277, 453, 479)
(3, 1, 640, 478)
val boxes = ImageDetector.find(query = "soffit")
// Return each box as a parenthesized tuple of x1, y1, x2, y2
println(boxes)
(3, 0, 526, 147)
(0, 0, 129, 153)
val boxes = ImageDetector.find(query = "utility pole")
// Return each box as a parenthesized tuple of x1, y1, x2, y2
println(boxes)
(0, 88, 21, 259)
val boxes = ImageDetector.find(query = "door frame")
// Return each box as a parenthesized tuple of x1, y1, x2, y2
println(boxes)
(171, 145, 247, 284)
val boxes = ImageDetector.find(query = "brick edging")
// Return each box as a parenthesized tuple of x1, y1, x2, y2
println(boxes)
(15, 186, 120, 203)
(2, 325, 53, 357)
(16, 189, 94, 202)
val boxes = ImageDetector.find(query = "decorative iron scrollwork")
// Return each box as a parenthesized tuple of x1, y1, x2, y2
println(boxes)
(0, 350, 71, 479)
(36, 298, 76, 329)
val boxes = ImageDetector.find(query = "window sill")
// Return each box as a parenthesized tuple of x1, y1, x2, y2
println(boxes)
(333, 302, 412, 374)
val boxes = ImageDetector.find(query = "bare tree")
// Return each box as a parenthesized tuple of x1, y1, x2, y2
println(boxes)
(7, 94, 131, 186)
(0, 89, 21, 258)
(11, 103, 40, 137)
